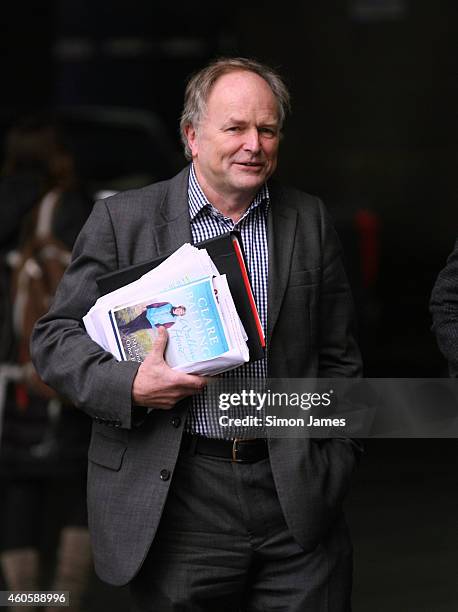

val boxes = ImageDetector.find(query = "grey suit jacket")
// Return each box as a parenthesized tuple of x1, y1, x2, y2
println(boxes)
(31, 165, 362, 585)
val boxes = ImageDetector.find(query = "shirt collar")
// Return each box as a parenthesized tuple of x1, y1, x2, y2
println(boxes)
(188, 163, 269, 222)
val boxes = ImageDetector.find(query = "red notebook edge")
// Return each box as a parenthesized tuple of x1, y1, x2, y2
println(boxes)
(231, 235, 266, 348)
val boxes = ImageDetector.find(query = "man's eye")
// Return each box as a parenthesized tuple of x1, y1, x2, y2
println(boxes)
(226, 126, 240, 132)
(259, 128, 276, 137)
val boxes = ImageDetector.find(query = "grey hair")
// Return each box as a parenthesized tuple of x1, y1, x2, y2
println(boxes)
(180, 57, 291, 160)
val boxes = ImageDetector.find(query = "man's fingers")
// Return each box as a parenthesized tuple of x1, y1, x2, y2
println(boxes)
(155, 325, 169, 346)
(173, 373, 210, 392)
(132, 344, 211, 408)
(144, 326, 168, 361)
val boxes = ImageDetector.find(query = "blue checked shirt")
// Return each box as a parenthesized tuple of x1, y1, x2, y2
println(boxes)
(185, 164, 268, 439)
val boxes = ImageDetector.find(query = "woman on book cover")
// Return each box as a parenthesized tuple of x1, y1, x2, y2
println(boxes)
(118, 303, 186, 335)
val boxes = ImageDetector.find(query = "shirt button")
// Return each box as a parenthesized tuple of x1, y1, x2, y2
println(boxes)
(171, 417, 181, 428)
(160, 469, 170, 481)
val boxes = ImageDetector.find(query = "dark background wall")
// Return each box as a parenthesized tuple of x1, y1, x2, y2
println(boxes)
(1, 1, 457, 610)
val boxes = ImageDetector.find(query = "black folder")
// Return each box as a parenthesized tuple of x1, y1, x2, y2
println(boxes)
(96, 231, 265, 362)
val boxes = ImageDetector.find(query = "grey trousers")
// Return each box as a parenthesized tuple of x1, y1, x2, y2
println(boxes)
(130, 443, 353, 612)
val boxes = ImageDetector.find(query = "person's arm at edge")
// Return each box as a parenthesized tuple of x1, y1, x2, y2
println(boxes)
(430, 238, 458, 376)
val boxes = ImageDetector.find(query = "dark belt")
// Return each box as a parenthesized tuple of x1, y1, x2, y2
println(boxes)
(182, 433, 268, 463)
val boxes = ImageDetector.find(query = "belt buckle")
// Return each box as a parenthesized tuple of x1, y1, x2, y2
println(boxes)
(232, 438, 243, 463)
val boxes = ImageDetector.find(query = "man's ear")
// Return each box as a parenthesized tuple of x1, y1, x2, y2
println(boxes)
(184, 124, 198, 157)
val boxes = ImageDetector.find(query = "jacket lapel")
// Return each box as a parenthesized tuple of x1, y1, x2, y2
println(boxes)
(267, 183, 298, 349)
(153, 165, 192, 256)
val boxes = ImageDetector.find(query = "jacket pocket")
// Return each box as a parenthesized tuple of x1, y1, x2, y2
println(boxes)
(88, 433, 127, 471)
(288, 267, 321, 288)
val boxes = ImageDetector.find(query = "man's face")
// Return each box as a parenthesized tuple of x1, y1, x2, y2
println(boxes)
(185, 70, 281, 200)
(173, 306, 186, 317)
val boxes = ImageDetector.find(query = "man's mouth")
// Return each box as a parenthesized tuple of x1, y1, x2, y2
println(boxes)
(236, 161, 264, 167)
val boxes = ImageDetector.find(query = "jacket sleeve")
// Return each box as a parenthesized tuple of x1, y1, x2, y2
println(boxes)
(430, 239, 458, 376)
(30, 199, 141, 429)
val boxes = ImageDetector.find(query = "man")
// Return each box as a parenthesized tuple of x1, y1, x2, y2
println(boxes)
(430, 239, 458, 376)
(32, 58, 362, 611)
(118, 303, 186, 335)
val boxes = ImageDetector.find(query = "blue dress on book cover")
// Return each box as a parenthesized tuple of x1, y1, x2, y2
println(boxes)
(110, 277, 229, 367)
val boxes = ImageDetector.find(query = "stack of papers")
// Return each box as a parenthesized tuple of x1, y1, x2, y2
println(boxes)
(83, 244, 249, 375)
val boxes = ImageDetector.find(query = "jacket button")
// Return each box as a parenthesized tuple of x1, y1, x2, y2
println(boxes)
(160, 469, 170, 481)
(171, 417, 181, 428)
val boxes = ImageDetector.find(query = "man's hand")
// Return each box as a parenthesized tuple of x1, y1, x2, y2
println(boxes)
(131, 326, 209, 409)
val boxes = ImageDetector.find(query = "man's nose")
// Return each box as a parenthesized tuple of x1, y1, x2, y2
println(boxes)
(243, 128, 261, 153)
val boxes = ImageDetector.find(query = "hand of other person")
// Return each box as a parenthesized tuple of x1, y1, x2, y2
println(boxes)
(131, 326, 209, 409)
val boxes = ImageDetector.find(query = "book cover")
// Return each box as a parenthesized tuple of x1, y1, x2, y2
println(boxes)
(110, 277, 229, 367)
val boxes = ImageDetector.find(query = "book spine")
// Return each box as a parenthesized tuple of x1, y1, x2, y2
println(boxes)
(109, 311, 124, 360)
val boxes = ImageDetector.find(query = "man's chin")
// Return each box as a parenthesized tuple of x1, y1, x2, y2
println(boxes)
(230, 172, 267, 192)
